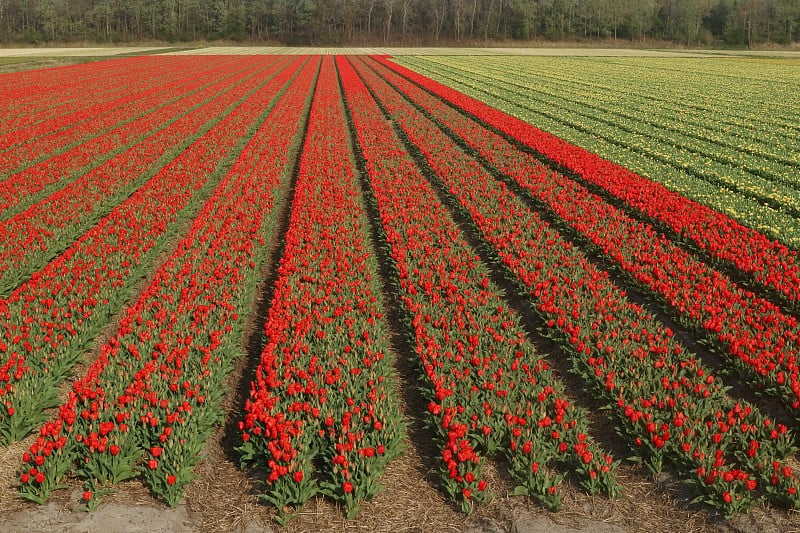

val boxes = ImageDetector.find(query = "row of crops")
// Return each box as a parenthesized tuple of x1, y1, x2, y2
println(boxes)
(395, 56, 800, 249)
(1, 53, 800, 524)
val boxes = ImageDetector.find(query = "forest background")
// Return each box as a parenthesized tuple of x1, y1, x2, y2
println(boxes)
(0, 0, 798, 48)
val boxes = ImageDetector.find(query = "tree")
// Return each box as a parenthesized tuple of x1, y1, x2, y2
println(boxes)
(0, 0, 796, 45)
(624, 0, 658, 40)
(672, 0, 715, 44)
(772, 0, 800, 43)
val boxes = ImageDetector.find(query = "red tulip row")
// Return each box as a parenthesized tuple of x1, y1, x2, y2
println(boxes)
(0, 56, 294, 296)
(0, 56, 306, 446)
(364, 57, 800, 417)
(0, 56, 221, 147)
(338, 56, 618, 513)
(0, 55, 282, 220)
(353, 56, 800, 516)
(238, 57, 404, 522)
(0, 56, 163, 127)
(0, 56, 244, 176)
(16, 55, 320, 510)
(373, 57, 800, 314)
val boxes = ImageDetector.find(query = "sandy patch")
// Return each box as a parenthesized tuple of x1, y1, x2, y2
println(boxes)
(159, 46, 800, 57)
(2, 45, 797, 58)
(0, 488, 197, 533)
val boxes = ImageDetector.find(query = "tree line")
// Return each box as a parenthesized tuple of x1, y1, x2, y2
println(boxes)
(1, 0, 798, 47)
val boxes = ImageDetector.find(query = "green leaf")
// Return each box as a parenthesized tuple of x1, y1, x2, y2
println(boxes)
(510, 485, 530, 497)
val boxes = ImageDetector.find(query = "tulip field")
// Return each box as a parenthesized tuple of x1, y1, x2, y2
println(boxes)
(2, 52, 800, 531)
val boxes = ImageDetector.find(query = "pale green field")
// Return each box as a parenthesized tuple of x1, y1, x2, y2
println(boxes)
(0, 46, 164, 56)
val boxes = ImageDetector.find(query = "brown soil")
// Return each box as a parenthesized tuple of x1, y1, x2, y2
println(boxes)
(4, 436, 800, 533)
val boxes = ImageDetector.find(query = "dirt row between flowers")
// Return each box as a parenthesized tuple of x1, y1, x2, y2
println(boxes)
(339, 54, 798, 531)
(0, 52, 632, 533)
(355, 55, 800, 431)
(0, 55, 798, 533)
